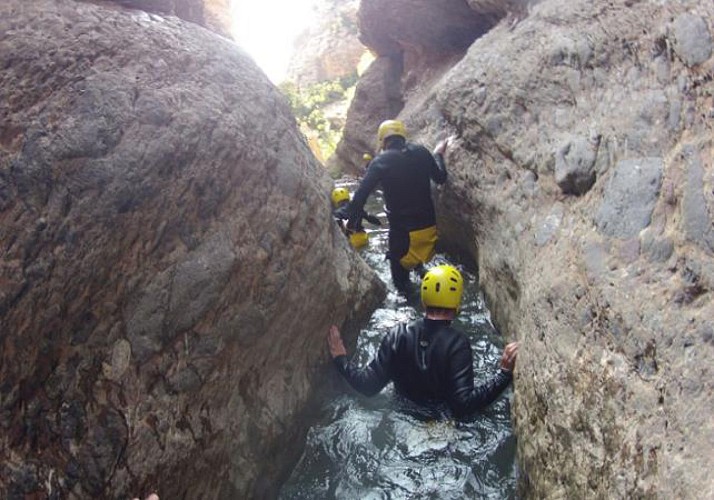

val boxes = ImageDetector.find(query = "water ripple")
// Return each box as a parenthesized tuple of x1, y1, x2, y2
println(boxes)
(280, 184, 516, 499)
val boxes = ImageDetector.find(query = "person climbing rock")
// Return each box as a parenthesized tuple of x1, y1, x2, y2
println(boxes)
(327, 264, 519, 418)
(331, 186, 381, 249)
(335, 119, 448, 294)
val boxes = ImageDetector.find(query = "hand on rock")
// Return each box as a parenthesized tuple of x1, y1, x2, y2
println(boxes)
(500, 342, 519, 372)
(327, 325, 347, 358)
(132, 494, 159, 500)
(433, 138, 449, 156)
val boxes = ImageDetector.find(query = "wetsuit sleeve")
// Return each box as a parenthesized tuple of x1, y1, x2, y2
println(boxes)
(447, 341, 512, 418)
(332, 331, 396, 397)
(361, 212, 381, 226)
(346, 163, 382, 223)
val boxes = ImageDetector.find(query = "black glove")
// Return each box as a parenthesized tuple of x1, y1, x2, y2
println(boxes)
(333, 205, 349, 220)
(362, 212, 381, 226)
(346, 214, 362, 232)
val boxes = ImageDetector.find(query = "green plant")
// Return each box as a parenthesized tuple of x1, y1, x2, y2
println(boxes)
(279, 71, 358, 162)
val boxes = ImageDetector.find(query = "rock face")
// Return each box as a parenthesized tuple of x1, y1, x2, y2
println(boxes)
(286, 0, 365, 87)
(0, 1, 383, 498)
(339, 0, 713, 497)
(103, 0, 233, 37)
(329, 55, 405, 172)
(332, 0, 502, 174)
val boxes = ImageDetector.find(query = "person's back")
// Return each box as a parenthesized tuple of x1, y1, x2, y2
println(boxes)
(331, 186, 380, 249)
(372, 143, 440, 230)
(327, 265, 519, 419)
(337, 120, 448, 293)
(382, 318, 470, 405)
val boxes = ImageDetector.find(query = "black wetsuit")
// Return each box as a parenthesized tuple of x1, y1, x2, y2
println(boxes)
(333, 318, 512, 418)
(333, 208, 380, 233)
(342, 140, 447, 288)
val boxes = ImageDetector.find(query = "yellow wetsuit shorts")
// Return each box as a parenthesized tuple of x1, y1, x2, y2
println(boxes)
(398, 225, 438, 269)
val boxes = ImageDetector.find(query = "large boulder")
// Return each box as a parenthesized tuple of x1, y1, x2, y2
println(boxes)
(0, 0, 383, 498)
(328, 55, 405, 174)
(332, 0, 515, 174)
(105, 0, 233, 37)
(359, 0, 496, 57)
(341, 0, 714, 497)
(286, 0, 365, 87)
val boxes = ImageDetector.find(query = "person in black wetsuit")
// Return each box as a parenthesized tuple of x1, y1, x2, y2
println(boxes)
(335, 120, 448, 294)
(331, 187, 381, 249)
(327, 264, 519, 418)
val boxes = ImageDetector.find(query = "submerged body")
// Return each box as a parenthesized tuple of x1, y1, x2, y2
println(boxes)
(332, 318, 512, 418)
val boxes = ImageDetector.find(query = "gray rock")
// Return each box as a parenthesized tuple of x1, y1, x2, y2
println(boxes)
(106, 0, 233, 37)
(583, 240, 610, 284)
(535, 203, 564, 246)
(0, 1, 384, 498)
(617, 238, 640, 264)
(125, 271, 171, 363)
(333, 0, 714, 498)
(593, 136, 613, 176)
(596, 158, 663, 238)
(682, 146, 714, 254)
(641, 234, 674, 263)
(701, 324, 714, 345)
(286, 0, 364, 86)
(167, 233, 236, 332)
(554, 137, 598, 195)
(328, 55, 404, 174)
(670, 13, 713, 67)
(103, 339, 132, 381)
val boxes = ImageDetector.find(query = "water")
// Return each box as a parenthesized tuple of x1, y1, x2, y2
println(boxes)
(279, 183, 516, 499)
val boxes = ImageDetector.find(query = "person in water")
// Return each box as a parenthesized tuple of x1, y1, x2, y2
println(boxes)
(335, 119, 448, 294)
(331, 186, 381, 249)
(327, 264, 519, 418)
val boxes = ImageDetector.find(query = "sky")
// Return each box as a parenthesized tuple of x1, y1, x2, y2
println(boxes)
(231, 0, 319, 83)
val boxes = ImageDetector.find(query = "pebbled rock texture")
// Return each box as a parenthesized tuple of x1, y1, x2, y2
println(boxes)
(340, 0, 714, 497)
(0, 0, 384, 498)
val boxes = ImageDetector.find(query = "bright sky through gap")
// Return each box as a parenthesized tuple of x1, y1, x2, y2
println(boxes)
(231, 0, 319, 84)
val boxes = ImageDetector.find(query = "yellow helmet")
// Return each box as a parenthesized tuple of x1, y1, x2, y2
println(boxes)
(377, 120, 406, 147)
(362, 153, 373, 162)
(331, 187, 350, 208)
(349, 231, 369, 249)
(421, 265, 464, 310)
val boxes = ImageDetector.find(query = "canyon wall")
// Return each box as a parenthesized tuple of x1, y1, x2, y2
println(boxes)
(0, 0, 383, 498)
(286, 0, 365, 87)
(340, 0, 713, 497)
(100, 0, 233, 37)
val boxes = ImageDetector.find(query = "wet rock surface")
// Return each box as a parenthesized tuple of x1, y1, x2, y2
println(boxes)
(339, 0, 713, 497)
(0, 0, 384, 498)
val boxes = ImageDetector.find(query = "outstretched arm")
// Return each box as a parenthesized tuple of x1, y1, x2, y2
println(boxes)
(447, 342, 519, 418)
(344, 163, 381, 222)
(361, 211, 382, 226)
(429, 139, 449, 185)
(328, 325, 393, 397)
